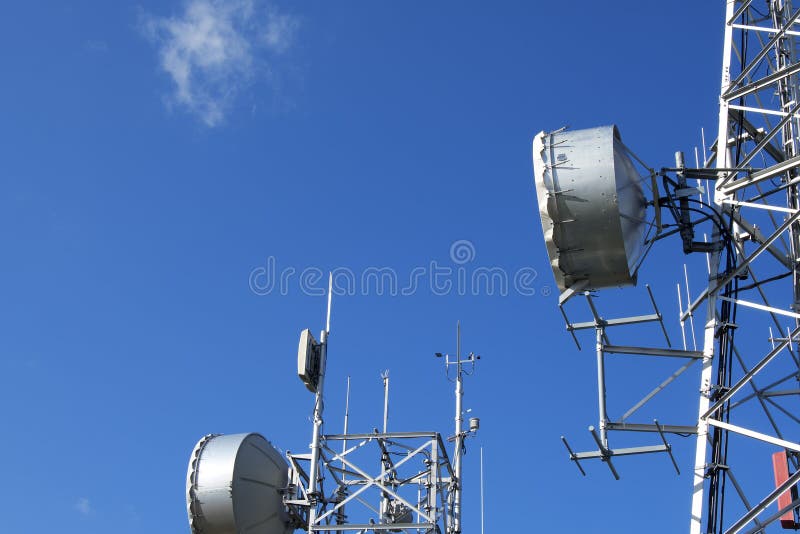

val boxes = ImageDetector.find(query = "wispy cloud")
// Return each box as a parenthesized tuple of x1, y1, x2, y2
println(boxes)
(263, 8, 298, 54)
(75, 497, 92, 516)
(84, 40, 109, 53)
(141, 1, 298, 127)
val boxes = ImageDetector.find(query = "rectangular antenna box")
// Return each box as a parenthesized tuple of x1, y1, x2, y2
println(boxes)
(297, 329, 321, 392)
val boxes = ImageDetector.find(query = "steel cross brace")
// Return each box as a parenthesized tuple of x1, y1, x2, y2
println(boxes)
(312, 439, 437, 527)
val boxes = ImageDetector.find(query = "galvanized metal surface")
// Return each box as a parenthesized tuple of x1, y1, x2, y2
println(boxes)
(186, 432, 292, 534)
(532, 125, 647, 292)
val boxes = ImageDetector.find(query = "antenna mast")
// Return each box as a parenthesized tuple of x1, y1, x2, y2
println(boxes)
(307, 273, 333, 533)
(443, 321, 480, 534)
(454, 321, 464, 534)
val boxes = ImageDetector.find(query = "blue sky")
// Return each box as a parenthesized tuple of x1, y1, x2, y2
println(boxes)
(0, 1, 743, 532)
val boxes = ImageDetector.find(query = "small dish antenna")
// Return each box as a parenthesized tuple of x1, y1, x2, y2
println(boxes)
(532, 125, 649, 292)
(186, 433, 293, 534)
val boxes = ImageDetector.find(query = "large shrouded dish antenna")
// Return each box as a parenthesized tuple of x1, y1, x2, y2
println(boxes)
(186, 433, 293, 534)
(532, 125, 647, 292)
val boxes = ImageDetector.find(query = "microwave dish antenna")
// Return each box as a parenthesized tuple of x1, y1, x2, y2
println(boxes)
(532, 125, 650, 293)
(186, 433, 293, 534)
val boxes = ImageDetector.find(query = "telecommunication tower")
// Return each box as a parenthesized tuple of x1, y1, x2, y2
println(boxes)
(185, 276, 482, 534)
(532, 2, 800, 532)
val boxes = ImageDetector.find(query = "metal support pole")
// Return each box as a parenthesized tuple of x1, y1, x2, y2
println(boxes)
(691, 287, 720, 534)
(452, 322, 463, 534)
(429, 439, 439, 527)
(597, 327, 609, 447)
(690, 3, 734, 532)
(307, 329, 327, 533)
(378, 372, 390, 524)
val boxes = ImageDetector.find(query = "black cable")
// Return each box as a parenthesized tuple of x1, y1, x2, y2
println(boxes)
(712, 20, 747, 525)
(726, 266, 791, 295)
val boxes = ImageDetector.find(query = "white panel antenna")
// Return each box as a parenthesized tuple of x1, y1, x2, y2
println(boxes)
(297, 328, 321, 393)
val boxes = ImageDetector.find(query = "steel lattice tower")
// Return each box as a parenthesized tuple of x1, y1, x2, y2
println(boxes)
(690, 1, 800, 532)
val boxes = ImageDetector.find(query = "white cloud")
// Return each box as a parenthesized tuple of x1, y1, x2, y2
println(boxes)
(84, 40, 109, 53)
(75, 497, 92, 516)
(264, 9, 298, 54)
(142, 1, 298, 127)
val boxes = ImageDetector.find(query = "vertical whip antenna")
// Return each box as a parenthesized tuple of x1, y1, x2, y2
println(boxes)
(678, 283, 688, 351)
(341, 376, 351, 475)
(326, 272, 333, 334)
(683, 264, 698, 351)
(381, 370, 390, 433)
(480, 447, 485, 534)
